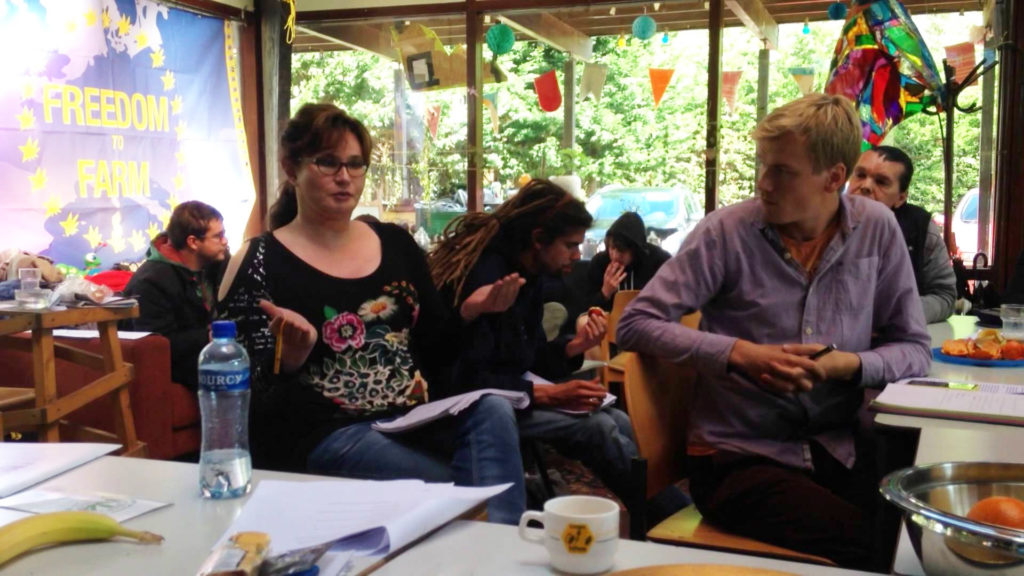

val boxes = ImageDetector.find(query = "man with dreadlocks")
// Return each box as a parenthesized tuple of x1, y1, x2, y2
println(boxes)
(429, 179, 639, 503)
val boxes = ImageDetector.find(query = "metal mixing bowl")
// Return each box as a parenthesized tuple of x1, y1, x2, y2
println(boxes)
(881, 462, 1024, 575)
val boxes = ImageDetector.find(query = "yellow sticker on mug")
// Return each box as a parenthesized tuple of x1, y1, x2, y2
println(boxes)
(562, 523, 594, 554)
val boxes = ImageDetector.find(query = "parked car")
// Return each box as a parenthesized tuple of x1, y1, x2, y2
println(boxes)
(933, 188, 985, 262)
(583, 186, 703, 257)
(953, 188, 981, 261)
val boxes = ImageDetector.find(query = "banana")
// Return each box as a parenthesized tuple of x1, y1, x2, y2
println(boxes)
(0, 510, 163, 567)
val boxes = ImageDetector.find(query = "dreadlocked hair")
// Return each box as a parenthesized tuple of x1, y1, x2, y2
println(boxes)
(429, 178, 592, 304)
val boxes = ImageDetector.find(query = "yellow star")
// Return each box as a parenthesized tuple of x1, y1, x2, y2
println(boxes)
(146, 222, 161, 239)
(150, 48, 165, 69)
(17, 106, 36, 130)
(159, 211, 170, 230)
(175, 150, 186, 165)
(161, 70, 175, 91)
(102, 8, 111, 29)
(129, 229, 147, 252)
(171, 95, 183, 115)
(60, 213, 80, 237)
(43, 196, 62, 217)
(136, 32, 148, 48)
(173, 173, 185, 190)
(29, 167, 47, 192)
(66, 19, 77, 33)
(117, 15, 131, 36)
(167, 195, 180, 211)
(84, 226, 103, 248)
(85, 9, 97, 27)
(21, 82, 33, 100)
(18, 137, 39, 162)
(174, 121, 186, 141)
(107, 234, 126, 253)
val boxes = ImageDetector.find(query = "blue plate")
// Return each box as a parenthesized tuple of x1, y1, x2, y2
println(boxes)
(932, 347, 1024, 367)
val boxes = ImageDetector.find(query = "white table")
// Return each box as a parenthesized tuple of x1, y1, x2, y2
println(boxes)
(373, 520, 876, 576)
(881, 317, 1024, 575)
(0, 456, 382, 576)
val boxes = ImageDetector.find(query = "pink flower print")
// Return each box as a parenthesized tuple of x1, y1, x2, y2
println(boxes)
(411, 305, 420, 327)
(322, 312, 365, 352)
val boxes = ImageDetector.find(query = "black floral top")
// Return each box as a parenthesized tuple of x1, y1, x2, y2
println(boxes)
(218, 222, 451, 471)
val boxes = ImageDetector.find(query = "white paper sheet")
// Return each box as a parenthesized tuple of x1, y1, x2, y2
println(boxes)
(371, 389, 529, 433)
(0, 443, 119, 498)
(51, 329, 152, 340)
(217, 479, 511, 557)
(0, 488, 169, 522)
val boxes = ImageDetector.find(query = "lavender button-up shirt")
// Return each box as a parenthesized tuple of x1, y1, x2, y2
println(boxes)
(617, 194, 931, 470)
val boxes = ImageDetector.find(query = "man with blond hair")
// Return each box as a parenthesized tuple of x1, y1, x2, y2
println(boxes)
(618, 94, 930, 570)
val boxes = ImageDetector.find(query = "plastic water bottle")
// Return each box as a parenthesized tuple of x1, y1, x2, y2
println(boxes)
(198, 320, 252, 499)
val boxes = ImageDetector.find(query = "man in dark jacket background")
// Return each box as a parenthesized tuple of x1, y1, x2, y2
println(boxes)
(122, 201, 229, 390)
(586, 211, 672, 311)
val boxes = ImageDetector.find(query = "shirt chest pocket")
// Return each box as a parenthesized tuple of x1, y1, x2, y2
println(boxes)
(819, 257, 878, 313)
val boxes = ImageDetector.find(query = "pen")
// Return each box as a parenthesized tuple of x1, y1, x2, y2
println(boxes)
(809, 343, 837, 360)
(905, 379, 979, 391)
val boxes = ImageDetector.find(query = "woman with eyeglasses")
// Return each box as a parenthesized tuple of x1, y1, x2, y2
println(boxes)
(217, 103, 526, 523)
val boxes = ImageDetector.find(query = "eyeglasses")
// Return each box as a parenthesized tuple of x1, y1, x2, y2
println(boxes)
(309, 155, 368, 177)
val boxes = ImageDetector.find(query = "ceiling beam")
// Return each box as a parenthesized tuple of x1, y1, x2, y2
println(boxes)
(295, 23, 396, 60)
(498, 12, 593, 61)
(725, 0, 778, 49)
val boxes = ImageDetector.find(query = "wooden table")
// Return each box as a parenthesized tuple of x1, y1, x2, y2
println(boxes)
(0, 306, 145, 455)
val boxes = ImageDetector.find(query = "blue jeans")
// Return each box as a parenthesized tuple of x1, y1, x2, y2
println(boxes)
(306, 395, 526, 524)
(518, 407, 638, 498)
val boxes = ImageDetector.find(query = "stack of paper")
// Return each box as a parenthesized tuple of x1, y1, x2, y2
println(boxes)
(870, 378, 1024, 426)
(216, 479, 511, 559)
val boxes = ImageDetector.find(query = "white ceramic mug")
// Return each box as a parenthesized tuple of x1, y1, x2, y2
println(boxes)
(518, 495, 619, 574)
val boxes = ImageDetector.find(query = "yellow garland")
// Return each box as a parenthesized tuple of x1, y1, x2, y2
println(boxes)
(283, 0, 296, 44)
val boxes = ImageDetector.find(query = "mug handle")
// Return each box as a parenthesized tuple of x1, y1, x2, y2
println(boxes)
(518, 510, 545, 544)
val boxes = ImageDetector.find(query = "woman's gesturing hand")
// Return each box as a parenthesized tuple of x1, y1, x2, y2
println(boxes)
(260, 299, 318, 373)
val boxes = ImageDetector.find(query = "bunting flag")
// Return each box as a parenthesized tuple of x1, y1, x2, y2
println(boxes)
(580, 63, 608, 102)
(944, 42, 976, 85)
(649, 68, 674, 108)
(425, 105, 441, 139)
(825, 0, 945, 145)
(789, 67, 816, 96)
(722, 70, 743, 113)
(481, 92, 499, 134)
(534, 70, 562, 112)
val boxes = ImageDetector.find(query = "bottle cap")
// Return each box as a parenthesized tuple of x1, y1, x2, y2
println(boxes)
(211, 320, 236, 339)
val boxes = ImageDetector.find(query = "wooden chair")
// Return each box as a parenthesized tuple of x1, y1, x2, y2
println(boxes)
(618, 312, 835, 566)
(0, 315, 37, 441)
(600, 289, 640, 388)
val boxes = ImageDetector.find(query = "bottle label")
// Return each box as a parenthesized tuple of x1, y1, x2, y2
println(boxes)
(199, 369, 250, 391)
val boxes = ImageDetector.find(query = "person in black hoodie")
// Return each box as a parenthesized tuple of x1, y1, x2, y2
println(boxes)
(122, 201, 229, 390)
(586, 211, 672, 311)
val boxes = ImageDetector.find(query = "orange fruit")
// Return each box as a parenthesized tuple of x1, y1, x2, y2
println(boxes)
(1002, 340, 1024, 361)
(966, 496, 1024, 529)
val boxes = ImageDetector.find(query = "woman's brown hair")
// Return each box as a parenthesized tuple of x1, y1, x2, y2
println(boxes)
(267, 103, 373, 230)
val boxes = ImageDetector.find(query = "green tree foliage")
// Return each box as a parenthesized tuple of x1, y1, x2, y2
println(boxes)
(291, 11, 989, 215)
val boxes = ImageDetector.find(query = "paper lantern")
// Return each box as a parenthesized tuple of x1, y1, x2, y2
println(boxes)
(517, 174, 532, 187)
(632, 15, 657, 41)
(802, 19, 810, 34)
(828, 2, 848, 20)
(485, 23, 515, 55)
